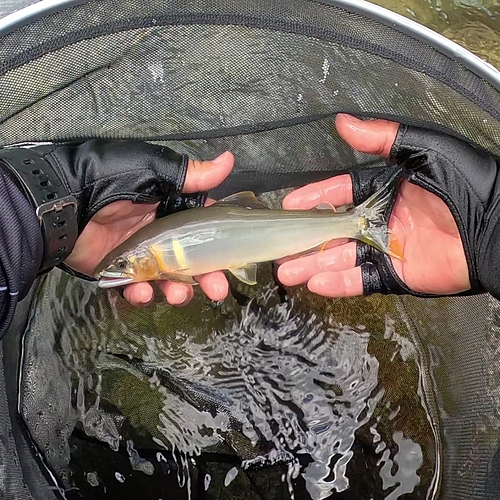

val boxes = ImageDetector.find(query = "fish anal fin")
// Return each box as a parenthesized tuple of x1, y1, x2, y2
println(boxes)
(228, 264, 258, 285)
(284, 241, 331, 260)
(215, 191, 268, 210)
(314, 202, 336, 212)
(294, 240, 330, 257)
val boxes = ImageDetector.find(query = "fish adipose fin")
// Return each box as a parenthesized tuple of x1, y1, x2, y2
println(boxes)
(215, 191, 269, 210)
(354, 168, 406, 261)
(314, 202, 336, 212)
(228, 264, 258, 285)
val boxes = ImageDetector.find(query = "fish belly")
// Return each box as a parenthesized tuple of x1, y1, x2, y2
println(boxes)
(170, 216, 358, 277)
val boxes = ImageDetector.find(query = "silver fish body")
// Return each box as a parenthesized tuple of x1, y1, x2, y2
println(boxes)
(94, 173, 404, 288)
(136, 207, 359, 275)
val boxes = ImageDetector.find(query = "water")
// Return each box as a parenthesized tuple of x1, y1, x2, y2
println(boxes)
(369, 0, 500, 70)
(19, 265, 437, 500)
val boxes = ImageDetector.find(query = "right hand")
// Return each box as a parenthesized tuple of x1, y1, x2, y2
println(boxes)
(64, 153, 234, 308)
(277, 114, 500, 299)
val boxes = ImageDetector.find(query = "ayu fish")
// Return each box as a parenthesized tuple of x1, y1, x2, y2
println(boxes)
(93, 172, 404, 288)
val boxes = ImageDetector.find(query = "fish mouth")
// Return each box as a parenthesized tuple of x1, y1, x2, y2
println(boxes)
(97, 270, 134, 289)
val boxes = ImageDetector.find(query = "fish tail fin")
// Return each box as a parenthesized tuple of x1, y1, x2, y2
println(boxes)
(353, 169, 406, 261)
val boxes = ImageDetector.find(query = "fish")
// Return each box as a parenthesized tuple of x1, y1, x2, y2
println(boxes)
(93, 169, 405, 289)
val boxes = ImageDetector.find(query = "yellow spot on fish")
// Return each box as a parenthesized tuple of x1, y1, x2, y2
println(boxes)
(172, 238, 188, 270)
(358, 216, 368, 231)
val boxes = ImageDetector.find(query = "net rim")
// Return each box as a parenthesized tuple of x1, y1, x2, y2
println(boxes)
(0, 0, 88, 34)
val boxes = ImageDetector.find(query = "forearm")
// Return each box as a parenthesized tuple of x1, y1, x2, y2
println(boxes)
(0, 169, 43, 339)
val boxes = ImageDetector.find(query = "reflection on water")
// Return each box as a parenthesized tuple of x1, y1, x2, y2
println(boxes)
(370, 0, 500, 71)
(20, 267, 437, 500)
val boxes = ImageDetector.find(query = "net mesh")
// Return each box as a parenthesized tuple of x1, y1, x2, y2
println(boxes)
(0, 0, 497, 499)
(2, 0, 500, 154)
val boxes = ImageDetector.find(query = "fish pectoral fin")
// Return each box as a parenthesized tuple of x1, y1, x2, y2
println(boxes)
(215, 191, 269, 210)
(159, 272, 197, 285)
(227, 264, 258, 285)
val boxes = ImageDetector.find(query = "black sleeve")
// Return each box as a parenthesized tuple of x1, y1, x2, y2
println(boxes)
(0, 169, 43, 339)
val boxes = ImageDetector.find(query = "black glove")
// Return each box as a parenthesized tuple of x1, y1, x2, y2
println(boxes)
(348, 124, 500, 299)
(0, 139, 207, 339)
(0, 139, 207, 281)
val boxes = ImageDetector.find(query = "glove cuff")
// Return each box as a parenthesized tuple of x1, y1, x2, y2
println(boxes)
(0, 147, 78, 275)
(356, 243, 426, 296)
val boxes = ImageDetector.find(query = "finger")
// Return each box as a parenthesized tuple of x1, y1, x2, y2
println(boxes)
(307, 267, 364, 297)
(123, 282, 155, 307)
(277, 242, 357, 286)
(282, 174, 353, 210)
(157, 281, 195, 306)
(183, 151, 234, 193)
(196, 271, 229, 302)
(335, 114, 400, 158)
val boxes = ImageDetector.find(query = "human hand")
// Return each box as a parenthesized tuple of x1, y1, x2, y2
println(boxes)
(64, 150, 234, 308)
(19, 138, 235, 308)
(277, 113, 493, 298)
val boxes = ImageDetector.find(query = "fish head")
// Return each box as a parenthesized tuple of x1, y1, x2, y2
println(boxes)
(93, 247, 160, 289)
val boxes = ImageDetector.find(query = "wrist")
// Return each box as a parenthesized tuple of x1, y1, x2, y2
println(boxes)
(0, 147, 79, 275)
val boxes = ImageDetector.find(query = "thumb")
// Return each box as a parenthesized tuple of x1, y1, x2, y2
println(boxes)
(183, 151, 234, 193)
(335, 114, 400, 158)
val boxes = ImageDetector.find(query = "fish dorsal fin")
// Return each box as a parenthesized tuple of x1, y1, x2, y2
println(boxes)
(215, 191, 268, 210)
(228, 264, 258, 285)
(314, 202, 336, 212)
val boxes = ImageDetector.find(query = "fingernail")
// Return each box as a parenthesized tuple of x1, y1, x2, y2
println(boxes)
(212, 151, 229, 164)
(337, 113, 357, 123)
(282, 198, 298, 209)
(282, 196, 306, 210)
(309, 275, 327, 290)
(281, 266, 302, 282)
(137, 288, 152, 303)
(212, 281, 227, 295)
(175, 289, 189, 305)
(307, 280, 323, 295)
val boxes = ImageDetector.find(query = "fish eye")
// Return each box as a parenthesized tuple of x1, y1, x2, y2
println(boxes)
(115, 259, 127, 270)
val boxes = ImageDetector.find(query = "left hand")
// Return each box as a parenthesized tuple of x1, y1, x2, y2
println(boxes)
(64, 152, 234, 308)
(276, 113, 472, 298)
(25, 138, 235, 308)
